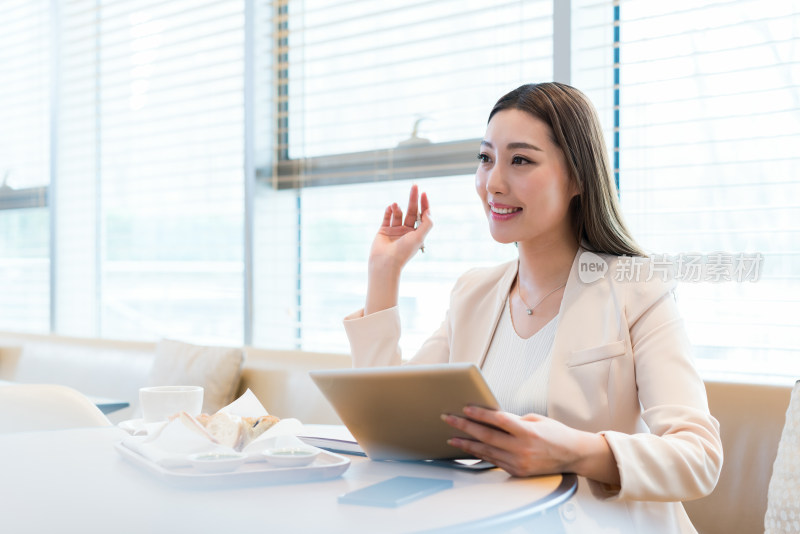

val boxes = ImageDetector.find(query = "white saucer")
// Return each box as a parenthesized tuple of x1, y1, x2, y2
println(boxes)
(188, 451, 248, 473)
(263, 446, 321, 467)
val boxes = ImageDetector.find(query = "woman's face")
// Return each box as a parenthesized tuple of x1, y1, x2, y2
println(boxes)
(475, 108, 577, 248)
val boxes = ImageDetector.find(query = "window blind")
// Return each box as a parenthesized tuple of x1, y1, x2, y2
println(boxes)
(253, 0, 552, 352)
(0, 0, 51, 332)
(53, 0, 246, 342)
(265, 0, 554, 187)
(615, 0, 800, 379)
(572, 0, 617, 158)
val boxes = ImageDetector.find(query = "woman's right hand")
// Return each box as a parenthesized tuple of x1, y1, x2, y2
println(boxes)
(370, 184, 433, 270)
(364, 185, 432, 314)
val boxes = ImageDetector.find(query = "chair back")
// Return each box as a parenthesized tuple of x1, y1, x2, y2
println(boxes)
(0, 384, 111, 433)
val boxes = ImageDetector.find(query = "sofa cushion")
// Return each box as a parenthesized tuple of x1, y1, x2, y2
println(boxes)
(238, 348, 351, 424)
(0, 345, 22, 380)
(765, 380, 800, 534)
(148, 339, 244, 414)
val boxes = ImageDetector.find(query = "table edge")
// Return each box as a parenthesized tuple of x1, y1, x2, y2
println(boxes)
(418, 473, 578, 534)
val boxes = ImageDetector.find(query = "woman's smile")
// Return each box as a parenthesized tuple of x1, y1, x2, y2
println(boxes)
(489, 202, 522, 220)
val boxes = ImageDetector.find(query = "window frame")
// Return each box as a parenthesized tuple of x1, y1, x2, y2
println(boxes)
(256, 0, 573, 191)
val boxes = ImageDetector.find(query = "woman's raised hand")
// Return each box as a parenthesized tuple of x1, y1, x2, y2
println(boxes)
(364, 185, 432, 315)
(370, 184, 432, 271)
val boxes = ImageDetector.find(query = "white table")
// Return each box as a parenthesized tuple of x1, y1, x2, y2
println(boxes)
(0, 426, 587, 534)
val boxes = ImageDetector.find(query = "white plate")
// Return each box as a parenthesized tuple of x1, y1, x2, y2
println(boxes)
(115, 441, 350, 488)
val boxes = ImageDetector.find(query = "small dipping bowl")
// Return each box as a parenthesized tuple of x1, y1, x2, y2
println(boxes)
(188, 452, 247, 473)
(262, 447, 321, 467)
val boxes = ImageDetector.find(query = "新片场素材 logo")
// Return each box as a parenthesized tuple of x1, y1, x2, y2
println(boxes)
(577, 251, 763, 284)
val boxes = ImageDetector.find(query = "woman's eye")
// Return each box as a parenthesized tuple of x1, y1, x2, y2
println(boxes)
(477, 153, 491, 163)
(511, 156, 530, 165)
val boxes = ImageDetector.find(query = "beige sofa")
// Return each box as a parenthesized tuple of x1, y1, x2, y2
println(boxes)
(684, 380, 792, 534)
(0, 330, 792, 533)
(0, 331, 351, 425)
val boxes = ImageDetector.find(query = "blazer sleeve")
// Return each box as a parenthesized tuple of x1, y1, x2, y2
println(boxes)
(600, 279, 723, 502)
(343, 306, 451, 367)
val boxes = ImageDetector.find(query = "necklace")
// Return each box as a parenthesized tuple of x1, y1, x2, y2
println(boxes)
(516, 271, 567, 316)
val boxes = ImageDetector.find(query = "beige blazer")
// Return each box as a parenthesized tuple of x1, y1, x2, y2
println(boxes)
(344, 250, 723, 533)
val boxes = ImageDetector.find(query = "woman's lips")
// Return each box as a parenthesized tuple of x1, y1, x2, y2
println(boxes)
(489, 203, 522, 220)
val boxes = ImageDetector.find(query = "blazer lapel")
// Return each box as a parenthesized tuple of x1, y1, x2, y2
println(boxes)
(546, 248, 628, 427)
(450, 260, 517, 367)
(546, 248, 587, 420)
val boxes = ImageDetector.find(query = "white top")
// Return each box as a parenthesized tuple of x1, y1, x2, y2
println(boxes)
(481, 297, 558, 417)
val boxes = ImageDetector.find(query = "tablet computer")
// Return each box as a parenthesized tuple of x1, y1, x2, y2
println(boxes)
(309, 363, 500, 461)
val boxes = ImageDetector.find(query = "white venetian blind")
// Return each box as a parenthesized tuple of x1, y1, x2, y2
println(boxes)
(0, 0, 51, 333)
(253, 0, 553, 353)
(572, 0, 617, 160)
(616, 0, 800, 378)
(54, 0, 246, 343)
(284, 0, 553, 160)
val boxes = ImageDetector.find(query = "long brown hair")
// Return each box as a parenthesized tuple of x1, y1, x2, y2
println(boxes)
(489, 82, 645, 257)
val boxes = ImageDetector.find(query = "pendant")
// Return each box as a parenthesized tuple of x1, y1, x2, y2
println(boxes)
(526, 309, 533, 315)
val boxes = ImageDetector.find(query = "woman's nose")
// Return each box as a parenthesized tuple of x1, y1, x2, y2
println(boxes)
(485, 164, 507, 195)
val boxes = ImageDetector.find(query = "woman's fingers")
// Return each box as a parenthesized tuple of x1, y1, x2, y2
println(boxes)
(447, 436, 526, 476)
(403, 185, 419, 228)
(447, 436, 494, 457)
(442, 413, 515, 449)
(460, 406, 527, 437)
(444, 414, 542, 478)
(390, 203, 403, 227)
(413, 192, 433, 237)
(420, 191, 430, 216)
(379, 187, 431, 246)
(381, 205, 392, 227)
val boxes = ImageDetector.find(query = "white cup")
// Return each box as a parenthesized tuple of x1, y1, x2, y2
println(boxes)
(139, 386, 204, 423)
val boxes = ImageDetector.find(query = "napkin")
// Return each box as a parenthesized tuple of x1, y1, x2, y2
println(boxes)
(121, 389, 303, 468)
(118, 419, 168, 437)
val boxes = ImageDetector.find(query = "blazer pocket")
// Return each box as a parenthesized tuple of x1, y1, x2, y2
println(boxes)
(567, 340, 626, 367)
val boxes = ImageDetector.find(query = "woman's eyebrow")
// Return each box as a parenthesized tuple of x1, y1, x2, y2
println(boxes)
(507, 141, 543, 151)
(480, 140, 543, 152)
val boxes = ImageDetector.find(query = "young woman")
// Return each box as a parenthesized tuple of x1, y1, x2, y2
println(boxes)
(343, 83, 722, 533)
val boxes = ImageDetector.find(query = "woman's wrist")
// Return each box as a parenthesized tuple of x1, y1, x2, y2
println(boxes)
(368, 254, 406, 276)
(565, 431, 621, 487)
(364, 264, 402, 315)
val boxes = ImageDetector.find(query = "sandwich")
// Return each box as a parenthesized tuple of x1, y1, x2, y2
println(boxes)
(171, 411, 281, 451)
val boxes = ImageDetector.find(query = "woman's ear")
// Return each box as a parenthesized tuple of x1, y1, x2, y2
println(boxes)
(569, 179, 581, 199)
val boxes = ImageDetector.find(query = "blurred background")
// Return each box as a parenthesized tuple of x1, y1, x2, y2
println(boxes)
(1, 0, 798, 380)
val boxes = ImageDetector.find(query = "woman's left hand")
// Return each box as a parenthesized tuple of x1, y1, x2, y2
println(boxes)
(443, 406, 619, 484)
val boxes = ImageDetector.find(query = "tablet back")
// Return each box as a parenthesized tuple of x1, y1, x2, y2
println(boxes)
(309, 363, 500, 461)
